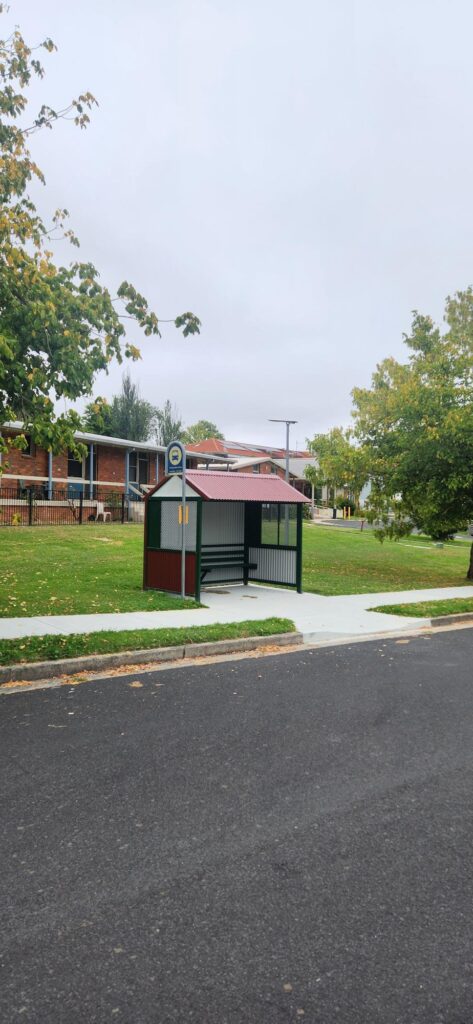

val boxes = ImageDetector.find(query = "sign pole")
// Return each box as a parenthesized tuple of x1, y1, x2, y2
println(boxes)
(164, 440, 187, 600)
(181, 462, 186, 599)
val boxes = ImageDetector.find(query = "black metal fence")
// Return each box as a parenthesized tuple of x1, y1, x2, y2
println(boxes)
(0, 486, 145, 527)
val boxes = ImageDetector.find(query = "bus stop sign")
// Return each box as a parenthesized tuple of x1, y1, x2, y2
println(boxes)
(165, 440, 186, 475)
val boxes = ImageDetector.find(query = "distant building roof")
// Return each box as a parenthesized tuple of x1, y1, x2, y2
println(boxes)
(185, 438, 228, 455)
(150, 470, 309, 503)
(185, 437, 310, 459)
(228, 456, 276, 470)
(2, 422, 227, 462)
(273, 457, 318, 480)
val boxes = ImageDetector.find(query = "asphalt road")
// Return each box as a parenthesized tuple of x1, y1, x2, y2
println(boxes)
(2, 629, 473, 1024)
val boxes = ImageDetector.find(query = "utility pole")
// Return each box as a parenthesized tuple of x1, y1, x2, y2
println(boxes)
(269, 418, 297, 545)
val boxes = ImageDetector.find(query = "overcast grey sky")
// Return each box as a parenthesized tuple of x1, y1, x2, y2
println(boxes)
(13, 0, 473, 447)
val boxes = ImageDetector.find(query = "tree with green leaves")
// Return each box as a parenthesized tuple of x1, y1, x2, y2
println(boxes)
(352, 289, 473, 578)
(306, 427, 368, 509)
(0, 11, 200, 467)
(110, 373, 156, 442)
(154, 400, 184, 447)
(82, 372, 156, 442)
(81, 396, 114, 436)
(182, 419, 224, 444)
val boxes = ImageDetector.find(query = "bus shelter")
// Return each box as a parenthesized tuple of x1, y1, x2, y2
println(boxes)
(143, 471, 309, 601)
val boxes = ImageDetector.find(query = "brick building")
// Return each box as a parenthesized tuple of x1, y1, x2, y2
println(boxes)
(0, 427, 331, 525)
(0, 424, 230, 525)
(0, 423, 227, 498)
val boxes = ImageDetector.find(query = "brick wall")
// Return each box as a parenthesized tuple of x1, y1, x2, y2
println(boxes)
(153, 453, 164, 484)
(95, 446, 165, 487)
(2, 438, 48, 480)
(95, 445, 126, 487)
(52, 453, 68, 480)
(2, 435, 168, 489)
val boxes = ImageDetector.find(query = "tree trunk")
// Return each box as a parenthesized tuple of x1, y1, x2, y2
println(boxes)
(467, 542, 473, 580)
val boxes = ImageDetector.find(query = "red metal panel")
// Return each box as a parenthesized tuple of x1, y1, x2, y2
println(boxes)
(145, 549, 196, 597)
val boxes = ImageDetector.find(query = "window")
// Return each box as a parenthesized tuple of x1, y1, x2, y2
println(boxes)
(261, 503, 297, 546)
(261, 503, 279, 543)
(20, 435, 34, 457)
(246, 503, 297, 547)
(129, 452, 149, 485)
(68, 450, 83, 478)
(252, 463, 260, 473)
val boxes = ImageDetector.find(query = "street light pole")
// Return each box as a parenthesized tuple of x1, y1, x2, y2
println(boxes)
(269, 418, 297, 545)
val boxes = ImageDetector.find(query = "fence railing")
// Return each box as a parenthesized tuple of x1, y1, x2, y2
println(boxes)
(0, 486, 144, 527)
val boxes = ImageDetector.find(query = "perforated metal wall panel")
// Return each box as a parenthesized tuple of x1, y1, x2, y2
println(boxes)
(160, 500, 197, 551)
(201, 501, 244, 545)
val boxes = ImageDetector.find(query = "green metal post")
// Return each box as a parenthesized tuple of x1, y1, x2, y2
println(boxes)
(296, 503, 303, 593)
(195, 498, 203, 602)
(243, 502, 249, 585)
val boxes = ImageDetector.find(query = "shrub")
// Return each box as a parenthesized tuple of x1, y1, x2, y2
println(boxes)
(336, 497, 356, 515)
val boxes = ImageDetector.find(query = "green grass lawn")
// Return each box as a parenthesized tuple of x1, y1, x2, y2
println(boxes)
(0, 525, 195, 618)
(369, 597, 473, 618)
(0, 522, 471, 619)
(302, 523, 471, 596)
(0, 618, 295, 666)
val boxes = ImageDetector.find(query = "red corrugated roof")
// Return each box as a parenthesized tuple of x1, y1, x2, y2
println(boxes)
(186, 437, 311, 458)
(179, 471, 309, 502)
(186, 438, 226, 454)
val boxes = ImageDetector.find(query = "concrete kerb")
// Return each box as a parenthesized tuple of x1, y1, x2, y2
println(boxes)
(430, 611, 473, 627)
(1, 609, 472, 689)
(0, 632, 302, 686)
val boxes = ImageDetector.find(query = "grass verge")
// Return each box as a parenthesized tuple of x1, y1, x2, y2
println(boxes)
(303, 523, 471, 595)
(369, 598, 473, 618)
(0, 618, 296, 666)
(0, 525, 197, 617)
(0, 523, 471, 618)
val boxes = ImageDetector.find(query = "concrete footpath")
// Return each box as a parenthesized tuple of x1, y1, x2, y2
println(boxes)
(1, 584, 473, 645)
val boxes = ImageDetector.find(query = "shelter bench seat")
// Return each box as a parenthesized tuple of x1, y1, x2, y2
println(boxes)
(200, 545, 257, 583)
